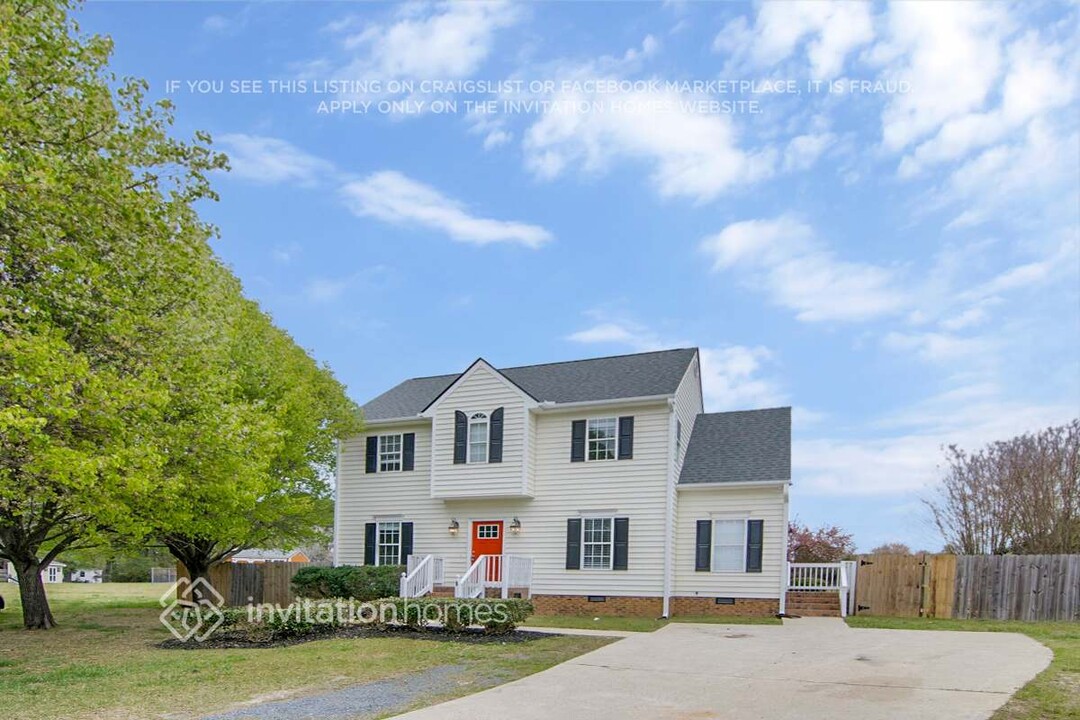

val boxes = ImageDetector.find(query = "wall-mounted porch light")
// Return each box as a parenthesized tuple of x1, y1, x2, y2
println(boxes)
(448, 518, 460, 536)
(509, 517, 522, 535)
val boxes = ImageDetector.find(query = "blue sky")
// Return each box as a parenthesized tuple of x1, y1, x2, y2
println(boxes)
(80, 1, 1079, 551)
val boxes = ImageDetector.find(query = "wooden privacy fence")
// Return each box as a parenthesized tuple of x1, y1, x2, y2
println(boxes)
(853, 553, 1079, 621)
(176, 562, 311, 606)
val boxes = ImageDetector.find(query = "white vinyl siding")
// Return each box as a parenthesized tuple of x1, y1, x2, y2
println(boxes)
(674, 485, 787, 599)
(431, 363, 528, 498)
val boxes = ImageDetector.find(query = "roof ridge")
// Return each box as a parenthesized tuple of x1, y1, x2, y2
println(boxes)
(699, 406, 791, 416)
(499, 346, 698, 372)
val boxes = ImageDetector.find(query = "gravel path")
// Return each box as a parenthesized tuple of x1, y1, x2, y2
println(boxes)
(201, 664, 468, 720)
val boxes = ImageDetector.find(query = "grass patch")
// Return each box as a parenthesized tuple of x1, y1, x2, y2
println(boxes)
(0, 583, 610, 720)
(526, 613, 781, 633)
(846, 616, 1079, 720)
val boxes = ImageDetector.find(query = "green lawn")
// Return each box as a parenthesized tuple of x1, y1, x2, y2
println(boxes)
(846, 616, 1080, 720)
(0, 583, 611, 720)
(525, 613, 781, 633)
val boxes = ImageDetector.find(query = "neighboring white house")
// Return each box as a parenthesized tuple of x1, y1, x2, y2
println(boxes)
(335, 348, 791, 618)
(6, 561, 66, 584)
(229, 549, 311, 564)
(71, 568, 104, 583)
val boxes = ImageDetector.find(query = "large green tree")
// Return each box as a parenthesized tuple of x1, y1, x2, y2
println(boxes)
(0, 0, 225, 628)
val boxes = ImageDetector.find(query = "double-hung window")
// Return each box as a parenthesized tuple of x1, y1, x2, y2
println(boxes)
(582, 517, 613, 569)
(468, 412, 489, 463)
(378, 434, 402, 472)
(376, 521, 401, 566)
(712, 519, 746, 572)
(587, 417, 617, 461)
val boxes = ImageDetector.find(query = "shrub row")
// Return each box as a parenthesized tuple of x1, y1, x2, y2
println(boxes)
(290, 564, 402, 600)
(380, 597, 534, 634)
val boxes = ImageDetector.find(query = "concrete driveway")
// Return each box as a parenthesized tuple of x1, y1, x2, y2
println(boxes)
(391, 618, 1051, 720)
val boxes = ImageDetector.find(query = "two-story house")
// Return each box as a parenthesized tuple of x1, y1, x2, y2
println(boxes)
(334, 348, 791, 617)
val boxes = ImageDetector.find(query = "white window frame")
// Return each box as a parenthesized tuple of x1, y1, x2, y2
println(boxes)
(46, 565, 60, 582)
(476, 523, 500, 539)
(711, 518, 751, 574)
(581, 516, 614, 570)
(378, 434, 403, 472)
(467, 412, 489, 464)
(376, 521, 402, 566)
(586, 417, 617, 462)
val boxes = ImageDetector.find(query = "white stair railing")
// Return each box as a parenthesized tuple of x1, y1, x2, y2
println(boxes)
(455, 555, 487, 598)
(399, 554, 436, 598)
(501, 555, 533, 599)
(787, 561, 852, 618)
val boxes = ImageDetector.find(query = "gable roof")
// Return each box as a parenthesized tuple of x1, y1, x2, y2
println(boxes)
(678, 407, 791, 485)
(362, 348, 698, 422)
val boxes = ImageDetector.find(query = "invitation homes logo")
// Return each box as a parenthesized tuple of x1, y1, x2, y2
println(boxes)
(159, 577, 226, 642)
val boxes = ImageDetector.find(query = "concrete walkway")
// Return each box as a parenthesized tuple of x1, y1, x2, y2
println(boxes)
(391, 618, 1052, 720)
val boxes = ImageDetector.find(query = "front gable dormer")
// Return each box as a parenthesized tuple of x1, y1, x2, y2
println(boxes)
(426, 359, 536, 499)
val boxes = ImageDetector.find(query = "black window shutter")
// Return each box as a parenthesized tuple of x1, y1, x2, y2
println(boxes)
(613, 518, 629, 570)
(402, 433, 415, 471)
(746, 519, 763, 573)
(695, 520, 711, 571)
(565, 518, 582, 569)
(489, 407, 504, 463)
(618, 416, 634, 459)
(365, 436, 378, 473)
(570, 420, 586, 462)
(364, 523, 376, 565)
(453, 411, 467, 464)
(400, 522, 414, 565)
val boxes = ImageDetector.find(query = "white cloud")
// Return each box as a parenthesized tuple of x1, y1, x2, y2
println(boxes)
(523, 78, 774, 201)
(881, 330, 991, 364)
(715, 1, 874, 79)
(699, 346, 785, 412)
(872, 1, 1011, 152)
(700, 216, 907, 322)
(333, 1, 521, 80)
(783, 132, 835, 172)
(305, 277, 352, 303)
(340, 171, 552, 248)
(798, 392, 1078, 496)
(217, 134, 337, 186)
(898, 30, 1076, 177)
(566, 322, 645, 347)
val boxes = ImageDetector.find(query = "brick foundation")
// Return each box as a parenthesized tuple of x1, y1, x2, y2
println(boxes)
(669, 596, 779, 617)
(531, 594, 664, 617)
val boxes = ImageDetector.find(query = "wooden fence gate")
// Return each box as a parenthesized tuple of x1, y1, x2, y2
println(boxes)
(853, 553, 956, 618)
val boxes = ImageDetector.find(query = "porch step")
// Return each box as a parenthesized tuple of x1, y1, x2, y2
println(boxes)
(430, 585, 456, 598)
(785, 591, 842, 617)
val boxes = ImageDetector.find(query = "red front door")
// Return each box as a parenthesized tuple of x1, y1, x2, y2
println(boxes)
(472, 521, 504, 581)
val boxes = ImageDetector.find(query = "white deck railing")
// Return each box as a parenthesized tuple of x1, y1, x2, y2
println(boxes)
(400, 554, 444, 598)
(788, 561, 852, 618)
(455, 554, 533, 599)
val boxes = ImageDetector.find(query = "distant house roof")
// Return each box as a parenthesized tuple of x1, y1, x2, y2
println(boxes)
(678, 407, 791, 485)
(230, 549, 302, 561)
(362, 348, 698, 422)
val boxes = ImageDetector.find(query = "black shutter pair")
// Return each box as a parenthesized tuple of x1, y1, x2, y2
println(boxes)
(565, 518, 629, 570)
(363, 521, 413, 566)
(453, 408, 503, 464)
(694, 519, 763, 573)
(365, 434, 415, 473)
(570, 417, 634, 462)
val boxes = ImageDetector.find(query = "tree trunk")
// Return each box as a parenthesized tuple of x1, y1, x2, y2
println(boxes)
(14, 560, 56, 629)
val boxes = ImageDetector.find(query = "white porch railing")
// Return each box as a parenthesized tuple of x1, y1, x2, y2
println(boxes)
(788, 562, 852, 618)
(455, 554, 533, 599)
(400, 554, 445, 598)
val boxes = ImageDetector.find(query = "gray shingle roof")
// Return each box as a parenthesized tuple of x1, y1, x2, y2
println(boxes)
(678, 407, 791, 485)
(362, 348, 698, 421)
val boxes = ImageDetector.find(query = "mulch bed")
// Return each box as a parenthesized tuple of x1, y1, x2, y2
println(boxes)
(158, 623, 550, 650)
